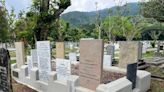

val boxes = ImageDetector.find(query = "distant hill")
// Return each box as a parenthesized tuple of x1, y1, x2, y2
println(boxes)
(61, 2, 140, 27)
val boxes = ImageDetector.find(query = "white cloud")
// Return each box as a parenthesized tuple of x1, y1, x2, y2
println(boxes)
(64, 0, 140, 13)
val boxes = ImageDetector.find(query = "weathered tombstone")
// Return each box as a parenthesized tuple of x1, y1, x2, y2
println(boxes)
(0, 48, 12, 92)
(106, 45, 115, 59)
(126, 63, 137, 89)
(37, 41, 51, 82)
(56, 58, 71, 81)
(69, 52, 77, 61)
(56, 42, 65, 59)
(31, 49, 38, 67)
(27, 56, 32, 75)
(119, 41, 142, 68)
(15, 42, 25, 68)
(103, 55, 112, 67)
(79, 39, 104, 90)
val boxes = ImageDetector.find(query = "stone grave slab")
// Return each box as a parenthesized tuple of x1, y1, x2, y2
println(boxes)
(56, 42, 65, 59)
(56, 58, 71, 81)
(27, 56, 32, 75)
(69, 53, 77, 61)
(31, 49, 38, 67)
(119, 41, 142, 68)
(103, 55, 112, 67)
(37, 41, 51, 82)
(15, 42, 25, 68)
(79, 39, 104, 90)
(106, 45, 115, 58)
(0, 48, 12, 92)
(126, 63, 137, 89)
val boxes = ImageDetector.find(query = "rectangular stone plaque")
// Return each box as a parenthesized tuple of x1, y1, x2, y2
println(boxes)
(126, 63, 137, 89)
(56, 42, 65, 59)
(15, 42, 25, 68)
(37, 41, 51, 82)
(56, 59, 71, 81)
(119, 41, 142, 68)
(79, 39, 104, 90)
(106, 45, 115, 58)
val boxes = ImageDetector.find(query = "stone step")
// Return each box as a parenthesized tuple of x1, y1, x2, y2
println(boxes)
(138, 64, 149, 70)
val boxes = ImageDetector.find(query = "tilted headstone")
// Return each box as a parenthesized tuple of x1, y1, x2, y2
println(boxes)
(27, 56, 32, 75)
(79, 39, 104, 90)
(31, 49, 38, 67)
(119, 41, 142, 68)
(106, 45, 115, 59)
(15, 42, 25, 68)
(56, 42, 65, 59)
(126, 63, 137, 89)
(103, 55, 112, 67)
(56, 59, 71, 81)
(0, 48, 12, 92)
(37, 41, 51, 82)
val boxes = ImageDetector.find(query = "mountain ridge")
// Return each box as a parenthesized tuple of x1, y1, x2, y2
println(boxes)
(61, 2, 140, 27)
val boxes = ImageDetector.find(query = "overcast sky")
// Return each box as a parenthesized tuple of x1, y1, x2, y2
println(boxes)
(5, 0, 144, 15)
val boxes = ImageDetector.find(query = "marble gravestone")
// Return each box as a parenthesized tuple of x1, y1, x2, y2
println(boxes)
(79, 39, 104, 90)
(37, 41, 51, 82)
(31, 49, 38, 67)
(56, 59, 71, 81)
(56, 42, 65, 59)
(69, 53, 77, 61)
(119, 41, 142, 68)
(27, 56, 32, 75)
(15, 42, 25, 68)
(103, 55, 112, 67)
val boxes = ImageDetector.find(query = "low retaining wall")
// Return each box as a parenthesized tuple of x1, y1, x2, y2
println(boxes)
(11, 64, 151, 92)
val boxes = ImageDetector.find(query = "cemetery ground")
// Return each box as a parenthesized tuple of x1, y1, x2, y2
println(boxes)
(9, 48, 164, 92)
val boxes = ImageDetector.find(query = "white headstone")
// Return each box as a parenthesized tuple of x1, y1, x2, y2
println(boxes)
(27, 56, 32, 75)
(37, 41, 51, 82)
(103, 55, 112, 67)
(56, 58, 71, 81)
(69, 52, 77, 61)
(31, 49, 38, 67)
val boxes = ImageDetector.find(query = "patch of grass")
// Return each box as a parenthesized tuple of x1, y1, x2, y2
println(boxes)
(143, 51, 154, 59)
(146, 66, 164, 77)
(148, 79, 164, 92)
(9, 51, 16, 57)
(10, 60, 16, 64)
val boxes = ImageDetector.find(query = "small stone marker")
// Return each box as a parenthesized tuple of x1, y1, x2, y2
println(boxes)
(56, 42, 65, 59)
(126, 63, 137, 89)
(15, 42, 25, 68)
(37, 41, 51, 82)
(69, 52, 77, 61)
(56, 58, 71, 81)
(103, 55, 112, 67)
(119, 41, 142, 68)
(106, 45, 115, 59)
(31, 49, 38, 67)
(27, 56, 32, 75)
(79, 39, 104, 90)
